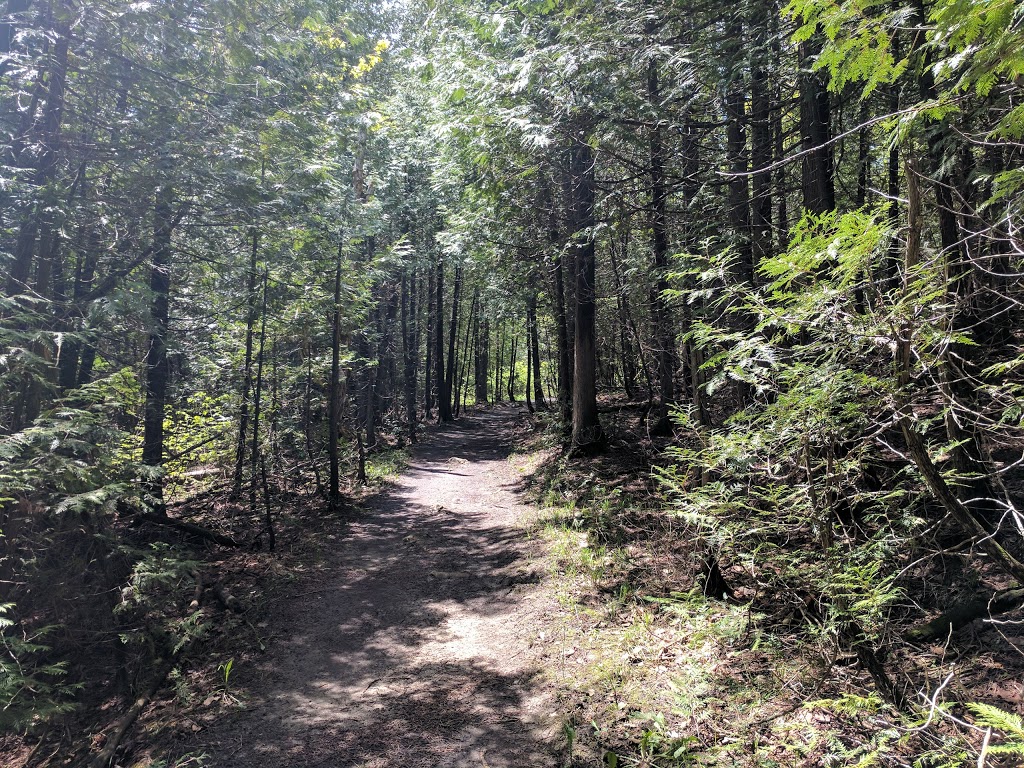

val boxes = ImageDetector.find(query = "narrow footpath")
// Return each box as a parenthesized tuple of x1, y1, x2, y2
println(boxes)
(177, 407, 558, 767)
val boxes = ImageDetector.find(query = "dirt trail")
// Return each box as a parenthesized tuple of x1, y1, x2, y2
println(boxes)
(178, 407, 558, 767)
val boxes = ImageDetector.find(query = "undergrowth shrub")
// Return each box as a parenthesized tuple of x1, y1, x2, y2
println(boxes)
(651, 204, 1024, 761)
(0, 369, 201, 733)
(0, 603, 80, 731)
(668, 210, 947, 617)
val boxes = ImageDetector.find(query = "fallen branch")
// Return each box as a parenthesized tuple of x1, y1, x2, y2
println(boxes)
(88, 658, 175, 768)
(907, 586, 1024, 642)
(899, 423, 1024, 584)
(139, 513, 239, 548)
(211, 581, 243, 613)
(163, 434, 222, 464)
(189, 569, 204, 608)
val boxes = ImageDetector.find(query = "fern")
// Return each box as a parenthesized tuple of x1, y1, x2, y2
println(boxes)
(0, 603, 80, 732)
(967, 703, 1024, 757)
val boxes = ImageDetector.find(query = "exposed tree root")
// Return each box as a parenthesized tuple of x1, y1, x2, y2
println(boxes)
(138, 512, 240, 548)
(908, 586, 1024, 642)
(87, 658, 175, 768)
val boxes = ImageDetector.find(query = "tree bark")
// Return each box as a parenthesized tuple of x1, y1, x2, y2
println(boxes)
(525, 322, 534, 414)
(507, 334, 517, 403)
(251, 271, 274, 551)
(442, 263, 462, 421)
(750, 0, 774, 265)
(454, 293, 474, 417)
(304, 338, 323, 497)
(377, 280, 399, 424)
(5, 2, 68, 298)
(425, 264, 436, 417)
(726, 15, 754, 289)
(907, 587, 1024, 642)
(233, 230, 259, 498)
(494, 322, 505, 403)
(898, 163, 1024, 584)
(527, 292, 546, 409)
(648, 58, 675, 434)
(907, 0, 992, 512)
(328, 240, 343, 507)
(402, 270, 418, 443)
(609, 223, 642, 401)
(545, 174, 573, 426)
(435, 257, 450, 421)
(569, 135, 603, 452)
(475, 314, 489, 403)
(141, 173, 174, 514)
(799, 38, 836, 213)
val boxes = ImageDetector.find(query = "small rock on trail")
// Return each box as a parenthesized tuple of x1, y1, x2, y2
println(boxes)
(173, 407, 559, 768)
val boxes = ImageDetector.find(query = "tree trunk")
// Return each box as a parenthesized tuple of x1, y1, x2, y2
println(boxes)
(884, 70, 902, 287)
(507, 334, 517, 403)
(610, 213, 652, 402)
(771, 24, 789, 241)
(569, 135, 603, 452)
(359, 318, 377, 450)
(58, 225, 99, 389)
(724, 16, 754, 291)
(328, 239, 343, 507)
(455, 295, 474, 417)
(435, 257, 450, 421)
(378, 281, 399, 423)
(250, 270, 268, 524)
(525, 324, 534, 414)
(545, 174, 573, 426)
(527, 293, 546, 409)
(909, 0, 992, 512)
(425, 265, 435, 418)
(304, 338, 323, 497)
(494, 322, 504, 403)
(442, 263, 461, 421)
(799, 38, 836, 213)
(402, 270, 418, 443)
(475, 314, 489, 403)
(648, 58, 675, 434)
(750, 2, 773, 265)
(5, 4, 68, 297)
(611, 241, 636, 400)
(141, 175, 174, 514)
(233, 230, 259, 498)
(4, 4, 69, 430)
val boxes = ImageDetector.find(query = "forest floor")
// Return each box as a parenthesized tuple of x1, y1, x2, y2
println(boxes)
(12, 401, 1021, 767)
(165, 405, 563, 768)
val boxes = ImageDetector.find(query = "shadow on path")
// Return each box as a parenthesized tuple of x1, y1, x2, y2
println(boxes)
(174, 407, 556, 768)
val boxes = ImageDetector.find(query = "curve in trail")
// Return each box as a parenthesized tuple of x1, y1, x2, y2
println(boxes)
(178, 406, 557, 768)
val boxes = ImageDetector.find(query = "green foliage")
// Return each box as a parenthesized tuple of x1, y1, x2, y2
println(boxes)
(966, 703, 1024, 758)
(0, 604, 80, 732)
(116, 544, 207, 655)
(364, 448, 410, 483)
(218, 658, 236, 690)
(787, 0, 1024, 142)
(631, 712, 697, 765)
(930, 0, 1024, 100)
(787, 0, 909, 97)
(763, 209, 888, 296)
(661, 210, 925, 655)
(0, 369, 140, 519)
